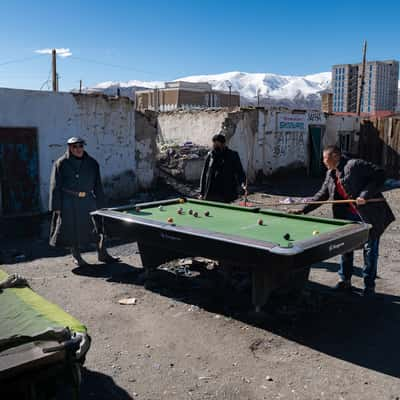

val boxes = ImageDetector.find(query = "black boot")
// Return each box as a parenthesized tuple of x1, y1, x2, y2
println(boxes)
(97, 235, 120, 263)
(71, 247, 89, 267)
(332, 280, 352, 292)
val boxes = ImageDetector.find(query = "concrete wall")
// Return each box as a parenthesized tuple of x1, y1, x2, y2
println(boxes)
(0, 88, 155, 212)
(135, 110, 158, 188)
(157, 109, 230, 146)
(156, 108, 312, 182)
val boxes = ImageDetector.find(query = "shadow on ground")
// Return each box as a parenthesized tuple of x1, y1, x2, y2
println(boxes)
(80, 368, 133, 400)
(313, 261, 364, 277)
(259, 176, 324, 197)
(73, 260, 400, 379)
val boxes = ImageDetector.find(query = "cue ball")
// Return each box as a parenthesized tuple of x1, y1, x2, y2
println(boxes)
(159, 205, 164, 211)
(283, 233, 291, 240)
(135, 207, 141, 212)
(204, 211, 210, 217)
(258, 219, 263, 225)
(193, 211, 198, 217)
(312, 230, 320, 236)
(188, 209, 193, 215)
(167, 217, 174, 223)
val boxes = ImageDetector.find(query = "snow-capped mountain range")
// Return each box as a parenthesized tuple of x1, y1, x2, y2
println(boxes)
(91, 71, 333, 109)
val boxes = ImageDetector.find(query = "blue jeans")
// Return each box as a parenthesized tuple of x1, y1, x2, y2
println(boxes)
(338, 212, 380, 288)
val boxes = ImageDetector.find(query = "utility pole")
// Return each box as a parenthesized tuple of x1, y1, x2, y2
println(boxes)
(226, 81, 232, 107)
(357, 40, 367, 116)
(52, 49, 57, 92)
(79, 80, 82, 93)
(257, 88, 261, 106)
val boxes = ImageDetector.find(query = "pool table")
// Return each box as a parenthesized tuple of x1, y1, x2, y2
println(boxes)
(91, 198, 370, 311)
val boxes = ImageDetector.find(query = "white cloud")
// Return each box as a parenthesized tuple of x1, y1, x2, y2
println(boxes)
(35, 48, 72, 58)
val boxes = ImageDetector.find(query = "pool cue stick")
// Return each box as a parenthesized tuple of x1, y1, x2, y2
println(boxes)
(259, 198, 387, 207)
(243, 139, 252, 207)
(244, 176, 248, 207)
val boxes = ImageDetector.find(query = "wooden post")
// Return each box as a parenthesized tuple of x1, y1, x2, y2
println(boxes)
(357, 40, 367, 116)
(52, 49, 57, 92)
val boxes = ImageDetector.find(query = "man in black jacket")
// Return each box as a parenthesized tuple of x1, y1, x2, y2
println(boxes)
(296, 145, 395, 295)
(49, 137, 120, 266)
(200, 134, 246, 203)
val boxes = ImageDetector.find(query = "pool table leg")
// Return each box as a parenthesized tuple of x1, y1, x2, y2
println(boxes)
(252, 269, 278, 313)
(137, 242, 184, 280)
(252, 266, 311, 312)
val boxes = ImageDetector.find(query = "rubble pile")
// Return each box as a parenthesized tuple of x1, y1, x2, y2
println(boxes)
(158, 141, 208, 182)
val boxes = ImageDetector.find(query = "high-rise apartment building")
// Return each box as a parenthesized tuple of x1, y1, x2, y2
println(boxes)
(332, 60, 399, 113)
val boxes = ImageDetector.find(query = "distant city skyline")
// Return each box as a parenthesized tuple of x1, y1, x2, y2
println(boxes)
(0, 0, 399, 91)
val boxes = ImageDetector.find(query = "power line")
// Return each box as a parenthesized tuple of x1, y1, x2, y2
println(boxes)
(0, 55, 42, 67)
(69, 55, 160, 76)
(40, 67, 52, 90)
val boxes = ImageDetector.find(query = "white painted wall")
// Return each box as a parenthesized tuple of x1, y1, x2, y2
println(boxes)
(0, 88, 153, 212)
(157, 109, 229, 146)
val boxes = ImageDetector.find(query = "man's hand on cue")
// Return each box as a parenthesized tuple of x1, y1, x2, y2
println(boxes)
(356, 197, 367, 206)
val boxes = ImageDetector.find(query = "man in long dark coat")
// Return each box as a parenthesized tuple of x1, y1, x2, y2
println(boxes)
(295, 145, 395, 296)
(49, 137, 119, 266)
(200, 134, 246, 203)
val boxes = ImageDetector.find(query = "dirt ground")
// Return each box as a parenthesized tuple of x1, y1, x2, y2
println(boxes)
(2, 178, 400, 400)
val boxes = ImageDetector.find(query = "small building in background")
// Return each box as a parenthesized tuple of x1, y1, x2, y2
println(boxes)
(135, 81, 240, 112)
(332, 60, 399, 113)
(321, 91, 333, 113)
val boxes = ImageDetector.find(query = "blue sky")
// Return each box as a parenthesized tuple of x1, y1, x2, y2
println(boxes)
(1, 0, 399, 91)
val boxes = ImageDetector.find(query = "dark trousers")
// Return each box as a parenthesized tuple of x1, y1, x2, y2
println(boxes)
(338, 212, 380, 289)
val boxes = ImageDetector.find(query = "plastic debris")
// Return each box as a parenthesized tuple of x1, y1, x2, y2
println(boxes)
(118, 297, 137, 305)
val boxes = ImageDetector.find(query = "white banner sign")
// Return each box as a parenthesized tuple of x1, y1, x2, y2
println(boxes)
(277, 113, 306, 132)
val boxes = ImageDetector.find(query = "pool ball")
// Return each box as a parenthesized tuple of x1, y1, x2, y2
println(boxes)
(177, 208, 183, 215)
(188, 209, 193, 215)
(159, 205, 164, 211)
(312, 230, 320, 236)
(167, 217, 174, 223)
(135, 207, 141, 212)
(258, 219, 263, 225)
(283, 233, 291, 240)
(179, 198, 185, 204)
(193, 211, 198, 218)
(204, 211, 210, 217)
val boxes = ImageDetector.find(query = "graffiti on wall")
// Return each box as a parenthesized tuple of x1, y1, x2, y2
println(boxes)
(272, 131, 306, 160)
(307, 110, 325, 124)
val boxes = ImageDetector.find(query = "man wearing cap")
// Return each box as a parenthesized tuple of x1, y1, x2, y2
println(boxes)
(200, 134, 246, 203)
(49, 137, 119, 266)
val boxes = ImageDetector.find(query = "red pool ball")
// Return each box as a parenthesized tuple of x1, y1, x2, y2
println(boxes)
(258, 219, 263, 225)
(167, 217, 174, 223)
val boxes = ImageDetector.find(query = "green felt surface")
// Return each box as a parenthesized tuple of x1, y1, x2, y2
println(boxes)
(0, 269, 87, 351)
(126, 200, 351, 247)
